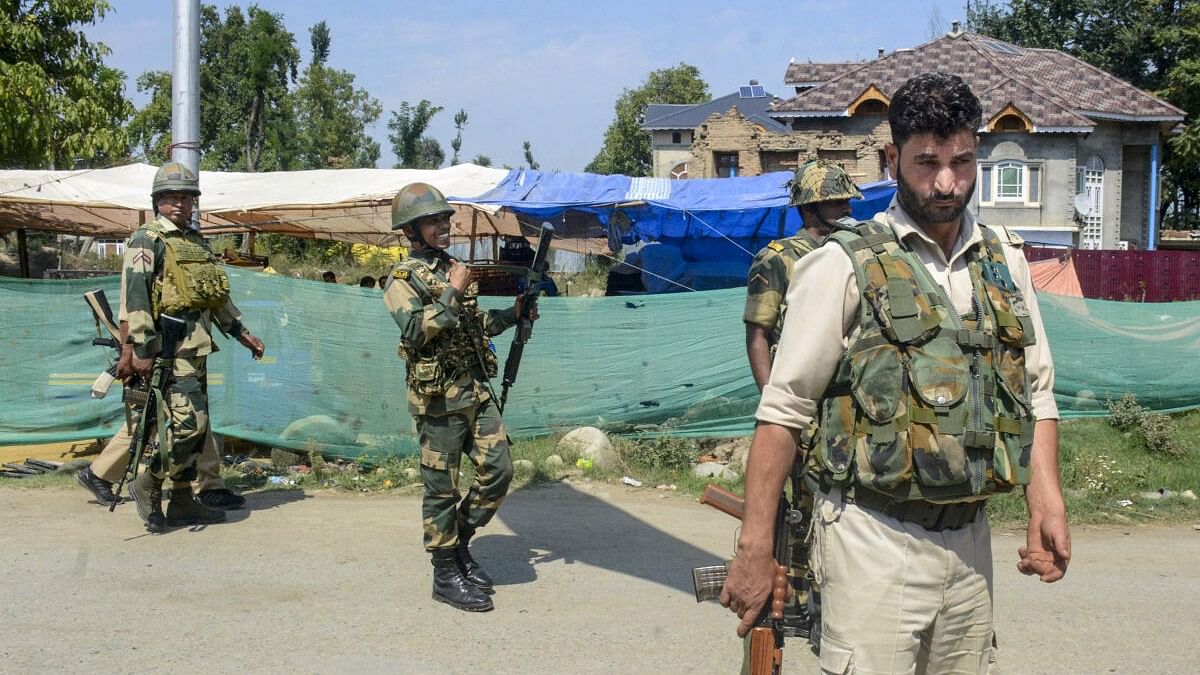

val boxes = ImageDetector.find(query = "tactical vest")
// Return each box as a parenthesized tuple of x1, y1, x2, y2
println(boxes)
(814, 220, 1036, 502)
(147, 227, 230, 315)
(395, 259, 497, 397)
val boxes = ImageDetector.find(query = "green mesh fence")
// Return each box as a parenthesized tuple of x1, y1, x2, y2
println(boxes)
(1, 272, 1197, 459)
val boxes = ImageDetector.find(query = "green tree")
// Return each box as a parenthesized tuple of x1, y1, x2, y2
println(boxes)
(293, 21, 382, 168)
(126, 70, 172, 162)
(586, 63, 710, 176)
(0, 0, 133, 168)
(471, 154, 492, 167)
(199, 4, 299, 171)
(387, 100, 443, 168)
(450, 109, 468, 165)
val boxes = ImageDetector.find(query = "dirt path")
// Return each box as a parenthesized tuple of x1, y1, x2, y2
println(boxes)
(1, 481, 1197, 674)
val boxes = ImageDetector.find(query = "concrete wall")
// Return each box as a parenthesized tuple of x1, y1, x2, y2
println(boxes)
(976, 134, 1078, 244)
(1121, 144, 1149, 248)
(649, 130, 693, 178)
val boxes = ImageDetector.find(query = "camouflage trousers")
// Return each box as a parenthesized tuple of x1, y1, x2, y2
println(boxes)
(416, 397, 513, 552)
(148, 356, 210, 484)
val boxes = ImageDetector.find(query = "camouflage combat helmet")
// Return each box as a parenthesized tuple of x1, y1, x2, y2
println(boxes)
(151, 162, 201, 198)
(788, 159, 861, 207)
(391, 182, 454, 231)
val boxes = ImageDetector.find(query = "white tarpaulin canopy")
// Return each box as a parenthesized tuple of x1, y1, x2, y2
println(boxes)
(0, 163, 608, 253)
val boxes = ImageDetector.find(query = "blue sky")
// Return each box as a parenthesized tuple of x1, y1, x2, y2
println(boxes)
(87, 0, 969, 172)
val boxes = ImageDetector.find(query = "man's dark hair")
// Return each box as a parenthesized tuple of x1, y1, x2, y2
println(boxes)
(888, 72, 982, 148)
(359, 275, 376, 288)
(321, 270, 337, 283)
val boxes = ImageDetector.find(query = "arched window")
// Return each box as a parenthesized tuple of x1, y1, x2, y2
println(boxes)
(995, 161, 1025, 201)
(669, 162, 689, 180)
(1079, 155, 1105, 249)
(979, 159, 1041, 205)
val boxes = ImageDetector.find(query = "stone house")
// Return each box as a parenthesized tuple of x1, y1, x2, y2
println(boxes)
(644, 27, 1185, 249)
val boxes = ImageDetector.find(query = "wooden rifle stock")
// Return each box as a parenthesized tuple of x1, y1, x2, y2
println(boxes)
(698, 483, 789, 674)
(699, 483, 745, 520)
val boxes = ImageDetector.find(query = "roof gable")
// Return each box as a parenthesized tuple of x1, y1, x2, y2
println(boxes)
(769, 31, 1183, 129)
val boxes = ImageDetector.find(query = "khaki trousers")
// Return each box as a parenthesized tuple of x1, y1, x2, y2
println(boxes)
(89, 420, 225, 492)
(810, 487, 994, 675)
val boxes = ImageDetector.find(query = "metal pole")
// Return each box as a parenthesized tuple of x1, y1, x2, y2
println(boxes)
(1147, 143, 1160, 251)
(171, 0, 201, 174)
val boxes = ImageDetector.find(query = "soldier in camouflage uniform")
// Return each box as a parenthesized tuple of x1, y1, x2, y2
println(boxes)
(118, 162, 265, 532)
(383, 182, 535, 613)
(742, 160, 861, 645)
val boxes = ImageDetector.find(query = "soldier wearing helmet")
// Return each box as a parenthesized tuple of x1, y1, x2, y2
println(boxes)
(113, 162, 265, 532)
(383, 182, 536, 613)
(739, 159, 862, 649)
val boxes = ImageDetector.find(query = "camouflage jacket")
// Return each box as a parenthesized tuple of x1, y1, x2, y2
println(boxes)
(384, 249, 518, 415)
(744, 228, 823, 346)
(119, 215, 242, 363)
(816, 219, 1036, 502)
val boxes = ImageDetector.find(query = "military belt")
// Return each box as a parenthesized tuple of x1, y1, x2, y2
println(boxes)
(848, 488, 983, 531)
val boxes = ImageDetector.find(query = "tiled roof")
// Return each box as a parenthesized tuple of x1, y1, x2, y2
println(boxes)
(783, 61, 859, 85)
(642, 91, 790, 133)
(769, 32, 1184, 130)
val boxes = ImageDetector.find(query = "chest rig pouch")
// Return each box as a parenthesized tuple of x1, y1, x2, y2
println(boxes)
(150, 230, 231, 315)
(395, 260, 497, 397)
(815, 220, 1036, 502)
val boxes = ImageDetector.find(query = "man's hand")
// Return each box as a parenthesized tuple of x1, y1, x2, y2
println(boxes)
(115, 345, 135, 380)
(1018, 509, 1070, 582)
(719, 548, 775, 638)
(514, 295, 539, 321)
(131, 355, 154, 377)
(448, 260, 475, 293)
(238, 331, 265, 360)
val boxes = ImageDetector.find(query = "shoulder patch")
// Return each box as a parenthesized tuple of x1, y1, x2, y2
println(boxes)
(767, 241, 785, 253)
(393, 268, 410, 281)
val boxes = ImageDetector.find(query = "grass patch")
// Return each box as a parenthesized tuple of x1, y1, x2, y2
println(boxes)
(6, 413, 1197, 529)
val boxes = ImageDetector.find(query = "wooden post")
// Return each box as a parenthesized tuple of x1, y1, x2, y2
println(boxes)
(17, 228, 29, 278)
(469, 210, 478, 262)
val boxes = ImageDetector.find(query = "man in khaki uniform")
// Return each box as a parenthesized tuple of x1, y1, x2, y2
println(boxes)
(742, 160, 861, 645)
(116, 162, 264, 532)
(722, 73, 1070, 673)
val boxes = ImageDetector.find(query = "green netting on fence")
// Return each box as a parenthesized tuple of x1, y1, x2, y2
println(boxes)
(2, 272, 1198, 459)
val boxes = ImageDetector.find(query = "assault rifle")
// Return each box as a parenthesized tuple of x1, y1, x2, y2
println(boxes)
(692, 484, 792, 675)
(109, 313, 188, 512)
(83, 289, 123, 399)
(496, 223, 554, 413)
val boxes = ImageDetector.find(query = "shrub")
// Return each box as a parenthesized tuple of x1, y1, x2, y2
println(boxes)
(1107, 394, 1145, 432)
(1139, 412, 1183, 456)
(620, 436, 698, 471)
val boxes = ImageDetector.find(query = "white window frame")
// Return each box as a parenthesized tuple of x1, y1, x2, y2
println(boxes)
(978, 160, 1041, 207)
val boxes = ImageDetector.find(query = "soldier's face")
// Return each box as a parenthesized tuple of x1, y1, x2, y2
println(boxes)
(886, 130, 977, 228)
(156, 192, 194, 227)
(415, 213, 452, 249)
(809, 199, 852, 232)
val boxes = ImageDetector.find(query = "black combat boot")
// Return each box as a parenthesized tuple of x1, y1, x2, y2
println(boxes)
(165, 486, 227, 526)
(197, 488, 246, 510)
(128, 470, 167, 533)
(455, 533, 495, 592)
(431, 549, 493, 612)
(76, 465, 119, 506)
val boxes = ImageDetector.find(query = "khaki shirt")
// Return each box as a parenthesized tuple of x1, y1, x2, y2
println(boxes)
(757, 197, 1058, 431)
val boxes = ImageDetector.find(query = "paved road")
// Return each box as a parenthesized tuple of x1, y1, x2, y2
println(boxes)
(1, 481, 1197, 673)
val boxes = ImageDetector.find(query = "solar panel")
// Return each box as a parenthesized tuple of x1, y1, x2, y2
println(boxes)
(751, 85, 766, 97)
(739, 86, 753, 98)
